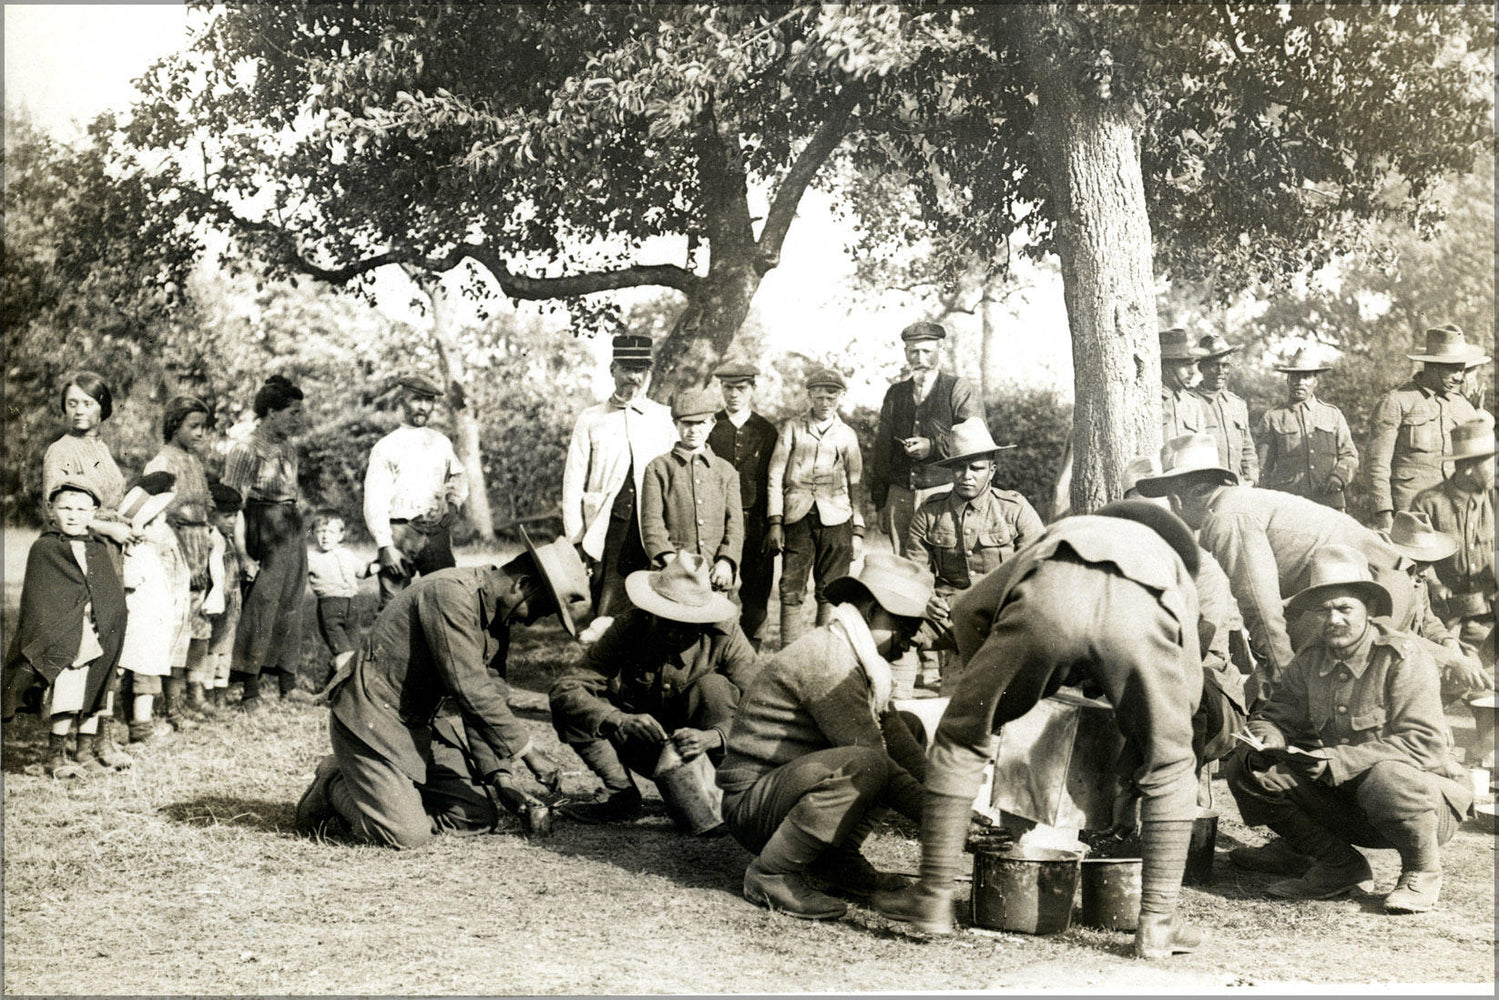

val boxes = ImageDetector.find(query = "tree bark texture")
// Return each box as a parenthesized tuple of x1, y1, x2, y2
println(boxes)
(411, 270, 497, 543)
(1020, 8, 1161, 515)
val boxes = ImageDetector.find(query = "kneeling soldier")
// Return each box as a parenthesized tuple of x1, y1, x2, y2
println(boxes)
(1224, 545, 1473, 913)
(294, 529, 588, 849)
(718, 553, 934, 919)
(550, 552, 758, 827)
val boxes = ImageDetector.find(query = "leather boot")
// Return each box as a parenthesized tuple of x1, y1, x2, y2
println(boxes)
(89, 723, 134, 770)
(1229, 836, 1314, 876)
(743, 858, 847, 920)
(779, 603, 806, 649)
(872, 883, 955, 934)
(163, 674, 198, 731)
(1384, 869, 1442, 914)
(1134, 912, 1204, 959)
(295, 755, 344, 834)
(559, 740, 642, 824)
(187, 682, 218, 720)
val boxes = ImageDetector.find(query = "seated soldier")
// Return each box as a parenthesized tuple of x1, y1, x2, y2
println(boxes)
(550, 552, 759, 827)
(293, 528, 589, 849)
(1224, 545, 1473, 914)
(718, 553, 934, 920)
(906, 418, 1042, 693)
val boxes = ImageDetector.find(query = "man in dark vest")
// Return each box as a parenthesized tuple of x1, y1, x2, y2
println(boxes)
(708, 361, 779, 650)
(869, 322, 985, 560)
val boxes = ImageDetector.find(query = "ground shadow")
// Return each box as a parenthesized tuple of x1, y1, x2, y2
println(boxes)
(541, 811, 750, 895)
(161, 794, 294, 833)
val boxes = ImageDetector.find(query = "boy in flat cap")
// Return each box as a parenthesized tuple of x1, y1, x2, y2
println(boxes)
(1256, 348, 1359, 510)
(562, 335, 676, 619)
(767, 367, 865, 647)
(709, 362, 779, 649)
(640, 388, 743, 590)
(364, 371, 469, 608)
(869, 322, 984, 561)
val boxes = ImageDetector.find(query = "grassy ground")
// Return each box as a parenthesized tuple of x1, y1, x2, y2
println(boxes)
(2, 528, 1495, 993)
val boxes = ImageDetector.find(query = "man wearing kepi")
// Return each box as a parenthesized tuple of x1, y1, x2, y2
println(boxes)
(1255, 348, 1359, 510)
(876, 502, 1205, 960)
(1366, 325, 1487, 530)
(1136, 434, 1410, 692)
(364, 371, 469, 607)
(294, 529, 590, 848)
(869, 322, 984, 559)
(562, 334, 676, 618)
(550, 553, 758, 826)
(718, 553, 933, 920)
(708, 362, 779, 649)
(1195, 334, 1258, 485)
(1224, 545, 1472, 913)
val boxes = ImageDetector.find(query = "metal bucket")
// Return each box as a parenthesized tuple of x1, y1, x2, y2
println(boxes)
(1183, 810, 1218, 886)
(652, 743, 724, 835)
(970, 845, 1082, 935)
(1077, 857, 1142, 931)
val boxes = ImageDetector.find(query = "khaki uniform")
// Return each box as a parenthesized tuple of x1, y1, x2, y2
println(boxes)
(1365, 381, 1479, 514)
(1256, 397, 1359, 510)
(905, 485, 1045, 598)
(1197, 388, 1259, 485)
(1162, 386, 1210, 441)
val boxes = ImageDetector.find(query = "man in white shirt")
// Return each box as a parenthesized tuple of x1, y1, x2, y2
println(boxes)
(364, 373, 469, 608)
(562, 335, 676, 619)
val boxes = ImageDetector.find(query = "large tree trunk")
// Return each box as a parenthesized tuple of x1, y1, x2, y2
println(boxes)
(1020, 8, 1160, 515)
(650, 254, 763, 401)
(408, 268, 497, 543)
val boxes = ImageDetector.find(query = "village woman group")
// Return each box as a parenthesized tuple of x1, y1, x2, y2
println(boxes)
(5, 320, 1494, 961)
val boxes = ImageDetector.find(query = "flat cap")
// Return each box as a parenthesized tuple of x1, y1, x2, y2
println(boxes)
(671, 388, 721, 420)
(901, 321, 947, 343)
(395, 371, 443, 397)
(804, 366, 847, 390)
(712, 361, 759, 382)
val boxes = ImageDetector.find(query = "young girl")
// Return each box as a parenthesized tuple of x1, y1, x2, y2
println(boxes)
(143, 395, 218, 723)
(202, 483, 245, 710)
(115, 472, 190, 748)
(4, 481, 131, 777)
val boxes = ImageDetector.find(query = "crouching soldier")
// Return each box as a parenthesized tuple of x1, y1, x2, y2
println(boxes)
(718, 553, 934, 919)
(1225, 545, 1472, 914)
(550, 552, 758, 827)
(293, 529, 589, 848)
(876, 501, 1206, 960)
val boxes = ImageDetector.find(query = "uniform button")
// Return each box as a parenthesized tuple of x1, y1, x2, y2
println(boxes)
(1336, 705, 1348, 714)
(698, 518, 704, 525)
(1338, 737, 1350, 745)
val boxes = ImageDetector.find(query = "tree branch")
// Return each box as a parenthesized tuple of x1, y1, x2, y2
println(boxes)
(757, 85, 863, 269)
(196, 194, 700, 298)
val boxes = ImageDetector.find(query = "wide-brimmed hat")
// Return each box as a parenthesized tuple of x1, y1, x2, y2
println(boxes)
(1121, 454, 1163, 495)
(937, 418, 1017, 467)
(1408, 324, 1490, 366)
(120, 471, 177, 529)
(900, 322, 947, 344)
(1132, 434, 1239, 497)
(519, 526, 591, 637)
(395, 371, 443, 398)
(670, 388, 721, 421)
(804, 366, 847, 390)
(1196, 334, 1240, 359)
(1383, 511, 1458, 564)
(1275, 347, 1332, 374)
(713, 361, 758, 383)
(625, 552, 737, 624)
(1160, 328, 1205, 361)
(1285, 544, 1393, 619)
(1442, 419, 1496, 461)
(611, 334, 654, 369)
(825, 552, 934, 619)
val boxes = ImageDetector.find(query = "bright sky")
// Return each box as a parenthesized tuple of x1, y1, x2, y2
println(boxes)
(3, 3, 1075, 406)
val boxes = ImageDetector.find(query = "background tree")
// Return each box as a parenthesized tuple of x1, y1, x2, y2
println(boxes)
(840, 3, 1493, 510)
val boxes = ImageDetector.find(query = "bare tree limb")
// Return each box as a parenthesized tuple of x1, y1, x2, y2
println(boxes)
(757, 85, 863, 269)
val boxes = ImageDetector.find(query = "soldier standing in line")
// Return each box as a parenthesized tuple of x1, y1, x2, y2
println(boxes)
(1195, 334, 1258, 485)
(1256, 348, 1359, 511)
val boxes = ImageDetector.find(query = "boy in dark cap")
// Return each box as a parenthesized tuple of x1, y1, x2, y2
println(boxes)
(709, 362, 779, 648)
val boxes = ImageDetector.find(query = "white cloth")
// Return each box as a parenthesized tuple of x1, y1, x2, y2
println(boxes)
(561, 396, 676, 560)
(363, 425, 468, 548)
(118, 521, 191, 676)
(827, 602, 894, 719)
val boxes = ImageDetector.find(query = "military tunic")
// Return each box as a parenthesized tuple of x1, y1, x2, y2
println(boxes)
(1162, 386, 1211, 441)
(1197, 388, 1259, 485)
(1365, 381, 1478, 514)
(1256, 397, 1359, 509)
(905, 485, 1045, 597)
